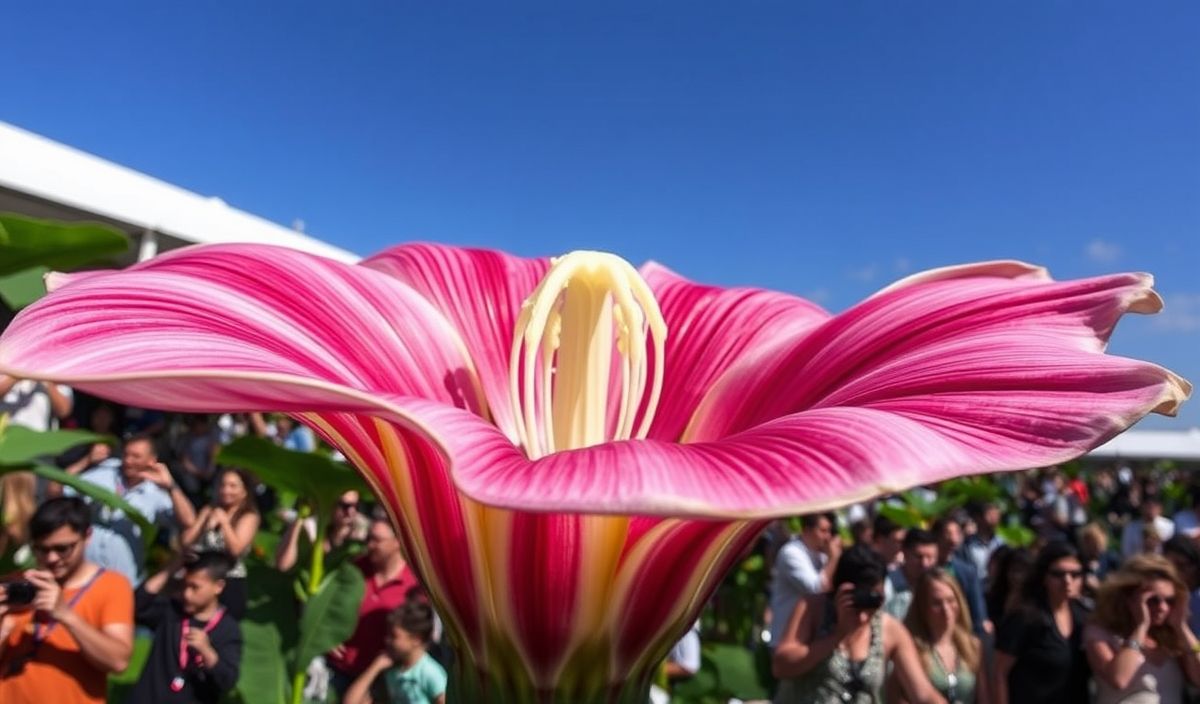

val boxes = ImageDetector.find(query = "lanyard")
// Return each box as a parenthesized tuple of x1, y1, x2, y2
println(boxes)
(32, 567, 106, 646)
(178, 608, 225, 672)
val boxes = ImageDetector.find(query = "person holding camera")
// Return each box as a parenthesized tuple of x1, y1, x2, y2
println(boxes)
(0, 497, 134, 704)
(772, 544, 946, 704)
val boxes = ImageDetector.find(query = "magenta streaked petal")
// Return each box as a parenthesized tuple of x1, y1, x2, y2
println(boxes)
(0, 244, 486, 413)
(690, 266, 1187, 440)
(639, 262, 829, 441)
(363, 243, 551, 443)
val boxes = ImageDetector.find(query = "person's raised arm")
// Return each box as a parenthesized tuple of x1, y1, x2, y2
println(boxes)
(181, 505, 212, 547)
(274, 514, 305, 572)
(885, 616, 947, 704)
(142, 462, 197, 533)
(217, 510, 260, 557)
(45, 383, 72, 420)
(27, 569, 133, 673)
(343, 652, 393, 704)
(773, 587, 856, 679)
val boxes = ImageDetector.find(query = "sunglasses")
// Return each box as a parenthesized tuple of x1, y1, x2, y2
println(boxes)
(335, 501, 358, 511)
(32, 539, 80, 558)
(1047, 568, 1084, 580)
(1148, 595, 1178, 608)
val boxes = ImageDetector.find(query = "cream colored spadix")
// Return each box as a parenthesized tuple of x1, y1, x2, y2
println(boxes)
(509, 251, 667, 459)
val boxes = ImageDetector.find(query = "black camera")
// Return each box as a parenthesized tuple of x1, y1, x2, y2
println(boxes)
(0, 580, 37, 606)
(850, 586, 884, 610)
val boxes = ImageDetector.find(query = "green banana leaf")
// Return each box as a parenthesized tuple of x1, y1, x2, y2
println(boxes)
(217, 436, 370, 520)
(0, 425, 110, 466)
(0, 266, 49, 309)
(293, 562, 366, 675)
(235, 560, 301, 703)
(0, 213, 128, 277)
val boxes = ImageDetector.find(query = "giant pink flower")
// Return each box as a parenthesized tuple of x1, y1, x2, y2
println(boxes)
(0, 244, 1188, 701)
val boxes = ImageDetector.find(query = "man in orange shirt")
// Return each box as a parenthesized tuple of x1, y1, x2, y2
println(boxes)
(0, 496, 134, 704)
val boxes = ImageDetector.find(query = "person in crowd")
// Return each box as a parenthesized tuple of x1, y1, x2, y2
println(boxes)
(0, 375, 74, 559)
(0, 471, 35, 559)
(985, 546, 1033, 624)
(129, 551, 242, 704)
(1162, 535, 1200, 637)
(0, 497, 134, 704)
(181, 468, 260, 619)
(1124, 494, 1176, 559)
(665, 620, 702, 684)
(1080, 522, 1122, 604)
(173, 414, 221, 504)
(993, 541, 1091, 704)
(932, 517, 989, 635)
(328, 510, 422, 695)
(275, 490, 366, 572)
(344, 600, 447, 704)
(122, 406, 166, 438)
(1084, 553, 1200, 703)
(767, 512, 841, 651)
(50, 434, 197, 586)
(0, 374, 73, 431)
(1173, 488, 1200, 540)
(250, 412, 316, 452)
(885, 528, 940, 621)
(903, 569, 990, 704)
(960, 501, 1004, 579)
(772, 544, 947, 704)
(872, 514, 907, 571)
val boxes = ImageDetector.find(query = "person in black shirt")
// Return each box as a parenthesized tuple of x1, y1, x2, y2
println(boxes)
(129, 552, 242, 704)
(993, 541, 1091, 704)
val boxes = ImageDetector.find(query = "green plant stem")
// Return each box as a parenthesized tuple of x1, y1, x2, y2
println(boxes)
(291, 520, 327, 704)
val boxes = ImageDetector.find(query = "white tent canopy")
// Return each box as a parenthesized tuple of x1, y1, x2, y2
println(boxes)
(1088, 428, 1200, 462)
(0, 121, 359, 264)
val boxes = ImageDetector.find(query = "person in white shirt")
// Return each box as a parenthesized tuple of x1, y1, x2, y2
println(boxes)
(767, 512, 841, 650)
(0, 375, 73, 432)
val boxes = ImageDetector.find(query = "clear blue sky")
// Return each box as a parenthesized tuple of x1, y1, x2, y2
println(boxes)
(5, 2, 1198, 428)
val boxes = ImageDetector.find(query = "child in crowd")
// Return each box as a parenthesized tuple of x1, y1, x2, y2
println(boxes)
(128, 552, 243, 704)
(345, 600, 447, 704)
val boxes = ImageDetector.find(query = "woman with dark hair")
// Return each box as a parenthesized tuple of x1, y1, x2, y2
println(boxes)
(985, 546, 1033, 624)
(1084, 554, 1200, 703)
(993, 541, 1091, 704)
(773, 544, 945, 704)
(181, 468, 261, 618)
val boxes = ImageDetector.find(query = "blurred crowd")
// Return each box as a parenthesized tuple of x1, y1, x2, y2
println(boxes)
(0, 377, 447, 704)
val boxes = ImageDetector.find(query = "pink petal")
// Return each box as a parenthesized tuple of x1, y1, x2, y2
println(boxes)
(639, 262, 829, 441)
(363, 244, 551, 443)
(0, 244, 486, 413)
(690, 266, 1187, 440)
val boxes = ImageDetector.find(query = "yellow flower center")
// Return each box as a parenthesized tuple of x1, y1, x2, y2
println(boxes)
(510, 251, 667, 458)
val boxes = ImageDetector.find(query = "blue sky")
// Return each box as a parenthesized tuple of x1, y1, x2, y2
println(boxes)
(4, 2, 1198, 428)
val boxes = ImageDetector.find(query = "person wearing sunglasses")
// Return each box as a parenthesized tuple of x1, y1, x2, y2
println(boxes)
(274, 490, 366, 573)
(0, 497, 134, 704)
(993, 541, 1091, 704)
(1085, 554, 1200, 703)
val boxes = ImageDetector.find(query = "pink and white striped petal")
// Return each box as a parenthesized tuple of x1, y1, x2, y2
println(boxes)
(688, 266, 1187, 441)
(363, 243, 551, 443)
(639, 263, 829, 442)
(0, 244, 486, 413)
